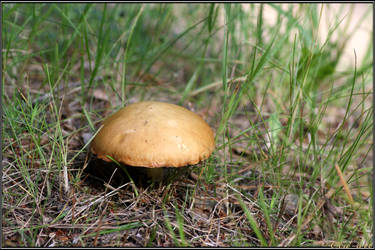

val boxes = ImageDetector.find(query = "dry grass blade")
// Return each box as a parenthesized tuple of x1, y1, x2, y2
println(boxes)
(334, 164, 354, 205)
(63, 165, 70, 194)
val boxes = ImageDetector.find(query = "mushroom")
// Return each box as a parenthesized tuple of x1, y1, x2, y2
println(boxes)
(90, 101, 215, 183)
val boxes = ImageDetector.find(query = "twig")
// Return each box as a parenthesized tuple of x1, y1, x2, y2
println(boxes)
(215, 218, 221, 246)
(93, 203, 109, 247)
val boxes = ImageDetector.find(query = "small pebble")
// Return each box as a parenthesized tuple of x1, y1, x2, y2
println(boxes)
(82, 132, 93, 145)
(284, 194, 299, 216)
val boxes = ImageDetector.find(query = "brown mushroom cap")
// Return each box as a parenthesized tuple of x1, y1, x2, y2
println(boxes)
(90, 101, 215, 168)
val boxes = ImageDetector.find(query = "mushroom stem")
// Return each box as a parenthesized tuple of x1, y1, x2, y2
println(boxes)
(145, 168, 165, 182)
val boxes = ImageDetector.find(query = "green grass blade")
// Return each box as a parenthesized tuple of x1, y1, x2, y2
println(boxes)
(236, 194, 267, 246)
